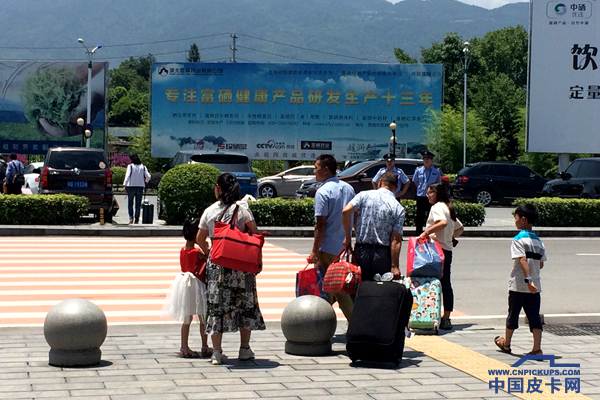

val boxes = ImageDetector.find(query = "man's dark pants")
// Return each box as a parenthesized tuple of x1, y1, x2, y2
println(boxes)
(354, 243, 391, 281)
(415, 196, 432, 236)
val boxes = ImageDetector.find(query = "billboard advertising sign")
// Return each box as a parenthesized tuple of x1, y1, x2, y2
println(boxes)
(151, 62, 442, 160)
(0, 61, 108, 154)
(528, 0, 600, 153)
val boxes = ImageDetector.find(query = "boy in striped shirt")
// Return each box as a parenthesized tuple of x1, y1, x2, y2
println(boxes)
(495, 204, 547, 356)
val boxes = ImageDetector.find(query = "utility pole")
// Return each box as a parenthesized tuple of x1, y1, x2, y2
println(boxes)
(230, 33, 237, 63)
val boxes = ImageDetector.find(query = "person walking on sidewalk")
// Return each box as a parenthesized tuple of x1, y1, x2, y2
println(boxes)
(495, 204, 546, 356)
(413, 151, 441, 235)
(371, 153, 409, 198)
(4, 153, 25, 195)
(308, 154, 356, 322)
(123, 153, 151, 224)
(342, 171, 405, 281)
(419, 181, 463, 330)
(196, 173, 265, 365)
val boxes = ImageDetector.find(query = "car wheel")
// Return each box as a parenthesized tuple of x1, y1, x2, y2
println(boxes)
(259, 184, 277, 198)
(474, 189, 493, 206)
(581, 193, 591, 199)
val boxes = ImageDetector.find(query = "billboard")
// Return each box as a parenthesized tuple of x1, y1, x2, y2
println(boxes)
(151, 62, 442, 160)
(528, 0, 600, 153)
(0, 61, 108, 154)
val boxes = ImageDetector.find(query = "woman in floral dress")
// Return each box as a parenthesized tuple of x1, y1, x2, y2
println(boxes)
(196, 173, 265, 365)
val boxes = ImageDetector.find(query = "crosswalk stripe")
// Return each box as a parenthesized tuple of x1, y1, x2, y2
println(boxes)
(0, 237, 343, 326)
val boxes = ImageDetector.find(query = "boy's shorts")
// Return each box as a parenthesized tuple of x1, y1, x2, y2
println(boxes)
(506, 291, 543, 332)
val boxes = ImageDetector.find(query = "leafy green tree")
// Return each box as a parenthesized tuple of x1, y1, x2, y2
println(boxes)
(420, 33, 482, 109)
(393, 48, 417, 64)
(187, 43, 201, 62)
(422, 106, 487, 174)
(471, 72, 525, 161)
(127, 119, 170, 173)
(474, 25, 528, 89)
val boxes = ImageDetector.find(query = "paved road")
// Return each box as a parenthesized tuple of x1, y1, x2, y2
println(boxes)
(268, 236, 600, 321)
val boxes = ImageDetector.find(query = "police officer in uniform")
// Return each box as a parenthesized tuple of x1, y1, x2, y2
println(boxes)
(372, 153, 409, 198)
(412, 150, 441, 235)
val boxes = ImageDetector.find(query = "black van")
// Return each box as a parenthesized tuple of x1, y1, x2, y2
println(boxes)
(39, 147, 117, 222)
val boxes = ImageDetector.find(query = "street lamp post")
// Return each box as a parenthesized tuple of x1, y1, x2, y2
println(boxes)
(389, 120, 397, 158)
(77, 38, 101, 148)
(462, 41, 470, 168)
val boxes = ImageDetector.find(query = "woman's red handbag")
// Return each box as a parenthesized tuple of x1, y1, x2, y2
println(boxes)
(210, 205, 264, 273)
(322, 248, 362, 295)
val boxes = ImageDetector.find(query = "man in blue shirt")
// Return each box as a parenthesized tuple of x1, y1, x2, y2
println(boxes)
(308, 154, 356, 321)
(412, 150, 441, 235)
(371, 153, 409, 198)
(342, 172, 405, 281)
(4, 153, 25, 195)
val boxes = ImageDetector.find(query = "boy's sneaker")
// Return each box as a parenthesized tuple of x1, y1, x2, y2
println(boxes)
(440, 319, 453, 330)
(238, 347, 255, 361)
(211, 350, 225, 365)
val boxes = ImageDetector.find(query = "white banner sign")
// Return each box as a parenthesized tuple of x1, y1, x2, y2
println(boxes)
(528, 0, 600, 153)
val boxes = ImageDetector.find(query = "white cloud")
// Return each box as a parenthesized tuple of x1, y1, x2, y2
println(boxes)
(386, 0, 528, 10)
(302, 77, 336, 89)
(339, 75, 378, 92)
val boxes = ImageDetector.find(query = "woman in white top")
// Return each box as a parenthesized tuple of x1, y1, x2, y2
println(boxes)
(419, 181, 464, 330)
(196, 173, 265, 365)
(123, 153, 151, 224)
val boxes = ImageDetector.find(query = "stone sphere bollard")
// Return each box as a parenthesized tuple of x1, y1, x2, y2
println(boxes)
(44, 298, 107, 367)
(281, 295, 337, 356)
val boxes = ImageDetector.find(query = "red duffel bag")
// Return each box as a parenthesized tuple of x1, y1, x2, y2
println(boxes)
(211, 205, 264, 273)
(322, 248, 362, 295)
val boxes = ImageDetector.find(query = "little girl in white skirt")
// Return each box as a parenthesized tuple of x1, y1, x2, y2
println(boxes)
(162, 218, 212, 358)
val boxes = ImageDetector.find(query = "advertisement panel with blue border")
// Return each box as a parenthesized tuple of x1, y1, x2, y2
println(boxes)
(151, 62, 442, 161)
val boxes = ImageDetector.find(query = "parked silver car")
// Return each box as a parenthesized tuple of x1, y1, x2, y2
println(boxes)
(258, 165, 315, 198)
(23, 162, 44, 194)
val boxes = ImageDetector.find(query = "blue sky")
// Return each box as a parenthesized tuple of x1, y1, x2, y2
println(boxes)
(387, 0, 528, 9)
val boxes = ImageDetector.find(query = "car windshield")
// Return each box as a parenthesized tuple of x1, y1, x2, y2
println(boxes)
(47, 152, 106, 170)
(190, 154, 251, 173)
(338, 161, 371, 177)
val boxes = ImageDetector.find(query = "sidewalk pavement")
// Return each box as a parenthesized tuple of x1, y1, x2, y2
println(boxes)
(1, 321, 598, 399)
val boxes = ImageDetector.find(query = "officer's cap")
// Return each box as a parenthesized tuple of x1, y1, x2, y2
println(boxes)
(421, 150, 435, 159)
(382, 153, 395, 161)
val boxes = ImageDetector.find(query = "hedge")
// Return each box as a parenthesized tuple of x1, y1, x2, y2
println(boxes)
(249, 198, 315, 226)
(248, 198, 485, 227)
(158, 163, 221, 225)
(0, 194, 89, 224)
(513, 197, 600, 227)
(111, 166, 126, 187)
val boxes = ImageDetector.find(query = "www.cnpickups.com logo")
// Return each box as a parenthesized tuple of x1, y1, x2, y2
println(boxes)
(488, 355, 581, 395)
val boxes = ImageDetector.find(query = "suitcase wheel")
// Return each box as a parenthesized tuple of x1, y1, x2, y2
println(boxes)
(433, 322, 439, 335)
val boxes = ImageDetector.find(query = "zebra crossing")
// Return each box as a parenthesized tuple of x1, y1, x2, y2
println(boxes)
(0, 237, 342, 326)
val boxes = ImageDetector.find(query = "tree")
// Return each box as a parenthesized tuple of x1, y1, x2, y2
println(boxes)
(474, 25, 528, 89)
(108, 55, 156, 127)
(127, 118, 170, 173)
(422, 106, 487, 174)
(187, 43, 201, 62)
(471, 72, 526, 161)
(393, 48, 417, 64)
(420, 33, 482, 109)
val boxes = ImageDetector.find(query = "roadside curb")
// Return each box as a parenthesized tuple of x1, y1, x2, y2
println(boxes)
(1, 225, 600, 237)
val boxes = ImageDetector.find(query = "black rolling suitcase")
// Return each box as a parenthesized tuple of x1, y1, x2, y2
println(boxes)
(141, 189, 154, 224)
(346, 281, 413, 365)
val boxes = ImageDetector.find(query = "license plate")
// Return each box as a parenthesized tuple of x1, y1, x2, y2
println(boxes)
(67, 181, 88, 188)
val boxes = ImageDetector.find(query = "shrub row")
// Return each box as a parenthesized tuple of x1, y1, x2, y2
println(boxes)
(247, 198, 485, 227)
(249, 198, 315, 227)
(0, 194, 89, 224)
(513, 197, 600, 227)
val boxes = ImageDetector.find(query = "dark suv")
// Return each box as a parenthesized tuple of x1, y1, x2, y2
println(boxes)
(39, 147, 117, 222)
(542, 158, 600, 199)
(453, 162, 547, 206)
(296, 159, 448, 199)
